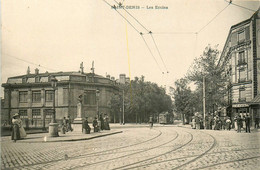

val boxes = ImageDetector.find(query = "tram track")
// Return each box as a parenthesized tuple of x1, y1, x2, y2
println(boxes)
(9, 128, 163, 169)
(172, 130, 217, 170)
(113, 130, 193, 170)
(69, 129, 180, 169)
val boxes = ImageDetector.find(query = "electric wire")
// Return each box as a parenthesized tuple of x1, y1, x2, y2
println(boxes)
(197, 3, 230, 33)
(224, 0, 257, 12)
(114, 0, 150, 33)
(102, 0, 140, 34)
(152, 32, 196, 35)
(150, 33, 169, 73)
(140, 35, 163, 73)
(3, 52, 58, 71)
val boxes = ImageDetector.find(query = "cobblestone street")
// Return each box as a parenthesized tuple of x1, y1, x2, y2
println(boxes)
(1, 125, 260, 170)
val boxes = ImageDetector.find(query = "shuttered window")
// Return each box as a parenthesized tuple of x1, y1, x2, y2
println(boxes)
(231, 32, 237, 46)
(245, 27, 250, 41)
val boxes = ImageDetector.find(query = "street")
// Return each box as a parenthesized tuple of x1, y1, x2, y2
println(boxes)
(1, 125, 260, 170)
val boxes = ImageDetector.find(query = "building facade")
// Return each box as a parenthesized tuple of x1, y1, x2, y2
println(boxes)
(1, 67, 120, 127)
(218, 9, 260, 124)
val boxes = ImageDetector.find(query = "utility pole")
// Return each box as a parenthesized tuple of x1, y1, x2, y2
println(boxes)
(122, 89, 125, 125)
(203, 76, 206, 129)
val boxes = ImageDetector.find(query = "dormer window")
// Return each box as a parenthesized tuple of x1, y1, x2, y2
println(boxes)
(22, 77, 27, 83)
(238, 31, 245, 44)
(35, 77, 40, 83)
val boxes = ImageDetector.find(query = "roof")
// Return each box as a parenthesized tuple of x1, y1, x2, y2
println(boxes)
(8, 71, 105, 79)
(218, 8, 260, 67)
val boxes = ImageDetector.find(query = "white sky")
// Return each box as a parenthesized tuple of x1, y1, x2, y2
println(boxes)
(1, 0, 260, 97)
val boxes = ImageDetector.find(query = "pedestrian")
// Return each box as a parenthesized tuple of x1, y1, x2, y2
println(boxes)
(223, 117, 227, 130)
(93, 117, 98, 132)
(104, 113, 110, 130)
(234, 116, 238, 131)
(149, 116, 153, 129)
(67, 116, 73, 132)
(237, 115, 242, 133)
(191, 116, 196, 129)
(226, 117, 231, 130)
(83, 117, 91, 134)
(242, 115, 246, 131)
(255, 117, 259, 129)
(195, 116, 200, 130)
(62, 117, 67, 134)
(245, 114, 251, 133)
(99, 114, 104, 131)
(11, 113, 21, 142)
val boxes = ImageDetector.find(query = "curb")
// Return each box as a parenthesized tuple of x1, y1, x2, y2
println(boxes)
(17, 131, 123, 143)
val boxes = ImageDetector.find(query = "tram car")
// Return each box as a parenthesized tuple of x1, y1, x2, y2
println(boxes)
(159, 112, 174, 124)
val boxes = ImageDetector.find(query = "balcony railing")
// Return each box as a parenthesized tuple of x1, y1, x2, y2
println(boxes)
(237, 60, 247, 65)
(239, 98, 246, 102)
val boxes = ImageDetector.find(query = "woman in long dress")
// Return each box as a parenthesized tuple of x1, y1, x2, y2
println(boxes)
(15, 114, 27, 138)
(11, 114, 21, 142)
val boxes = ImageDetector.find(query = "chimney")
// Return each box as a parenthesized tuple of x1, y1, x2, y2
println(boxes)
(119, 74, 126, 84)
(35, 68, 39, 75)
(27, 66, 30, 75)
(106, 74, 110, 79)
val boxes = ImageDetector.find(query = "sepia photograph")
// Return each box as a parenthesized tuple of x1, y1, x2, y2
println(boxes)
(1, 0, 260, 169)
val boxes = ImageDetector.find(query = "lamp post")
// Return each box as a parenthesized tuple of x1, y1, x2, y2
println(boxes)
(49, 76, 59, 137)
(96, 89, 100, 118)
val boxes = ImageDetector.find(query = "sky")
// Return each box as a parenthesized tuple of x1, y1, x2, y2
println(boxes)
(1, 0, 260, 97)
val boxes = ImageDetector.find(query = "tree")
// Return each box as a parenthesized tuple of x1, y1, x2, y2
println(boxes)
(170, 78, 194, 124)
(110, 76, 172, 123)
(187, 45, 228, 114)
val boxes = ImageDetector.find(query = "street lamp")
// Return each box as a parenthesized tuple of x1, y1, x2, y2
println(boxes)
(49, 76, 59, 137)
(96, 89, 100, 118)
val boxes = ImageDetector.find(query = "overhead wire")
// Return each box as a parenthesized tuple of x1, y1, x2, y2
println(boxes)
(140, 34, 164, 73)
(102, 0, 140, 34)
(3, 52, 58, 71)
(197, 3, 230, 33)
(150, 33, 169, 73)
(224, 0, 257, 12)
(102, 0, 167, 74)
(114, 0, 150, 32)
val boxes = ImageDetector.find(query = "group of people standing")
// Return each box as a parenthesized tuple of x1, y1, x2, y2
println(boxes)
(234, 114, 251, 133)
(61, 116, 73, 134)
(191, 113, 252, 133)
(11, 113, 27, 142)
(83, 113, 110, 133)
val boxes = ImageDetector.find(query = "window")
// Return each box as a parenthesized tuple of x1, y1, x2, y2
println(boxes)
(238, 51, 246, 65)
(231, 32, 238, 46)
(239, 89, 246, 102)
(19, 91, 28, 103)
(45, 90, 54, 102)
(32, 91, 41, 103)
(238, 31, 245, 43)
(239, 67, 247, 82)
(32, 109, 41, 119)
(22, 77, 27, 83)
(84, 91, 96, 105)
(19, 110, 28, 119)
(35, 77, 40, 83)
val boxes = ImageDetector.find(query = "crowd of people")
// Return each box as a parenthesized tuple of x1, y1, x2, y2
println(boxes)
(83, 113, 110, 133)
(191, 112, 256, 133)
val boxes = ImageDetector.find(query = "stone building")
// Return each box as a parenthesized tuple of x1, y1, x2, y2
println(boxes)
(218, 8, 260, 124)
(1, 64, 120, 127)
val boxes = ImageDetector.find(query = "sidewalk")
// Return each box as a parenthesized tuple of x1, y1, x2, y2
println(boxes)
(1, 129, 122, 143)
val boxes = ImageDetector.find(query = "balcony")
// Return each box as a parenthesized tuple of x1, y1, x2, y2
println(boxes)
(237, 60, 247, 66)
(238, 78, 247, 83)
(239, 98, 246, 102)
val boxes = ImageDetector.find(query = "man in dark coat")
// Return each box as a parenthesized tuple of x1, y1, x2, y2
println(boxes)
(245, 114, 251, 133)
(82, 117, 91, 134)
(93, 117, 98, 132)
(237, 115, 242, 133)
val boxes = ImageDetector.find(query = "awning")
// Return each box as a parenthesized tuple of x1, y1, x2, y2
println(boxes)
(249, 94, 260, 105)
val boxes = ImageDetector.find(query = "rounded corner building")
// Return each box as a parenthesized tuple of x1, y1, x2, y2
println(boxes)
(1, 66, 120, 127)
